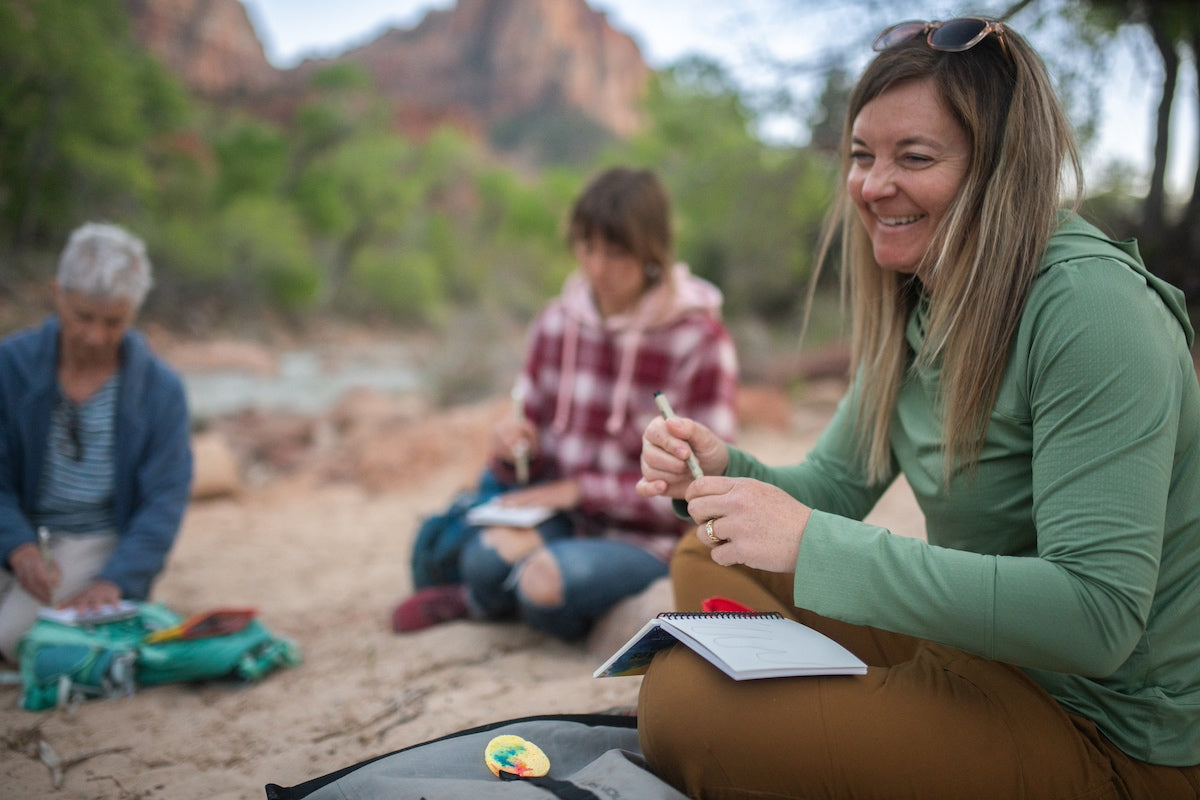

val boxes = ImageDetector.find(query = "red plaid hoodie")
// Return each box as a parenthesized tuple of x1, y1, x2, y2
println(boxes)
(491, 263, 739, 561)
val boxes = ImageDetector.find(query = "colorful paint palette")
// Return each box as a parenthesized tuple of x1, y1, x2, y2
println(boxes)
(484, 734, 550, 779)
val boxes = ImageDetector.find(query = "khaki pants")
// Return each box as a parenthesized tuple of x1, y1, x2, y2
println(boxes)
(637, 533, 1200, 800)
(0, 531, 117, 663)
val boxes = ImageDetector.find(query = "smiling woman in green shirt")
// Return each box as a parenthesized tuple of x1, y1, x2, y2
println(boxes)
(636, 17, 1200, 800)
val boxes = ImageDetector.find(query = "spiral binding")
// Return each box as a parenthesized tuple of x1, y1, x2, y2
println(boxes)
(657, 611, 784, 619)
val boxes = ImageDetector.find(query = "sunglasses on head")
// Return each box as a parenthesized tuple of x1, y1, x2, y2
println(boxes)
(873, 17, 1008, 57)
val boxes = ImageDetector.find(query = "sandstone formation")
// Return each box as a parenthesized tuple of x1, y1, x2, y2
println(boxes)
(327, 0, 650, 138)
(122, 0, 651, 157)
(124, 0, 280, 96)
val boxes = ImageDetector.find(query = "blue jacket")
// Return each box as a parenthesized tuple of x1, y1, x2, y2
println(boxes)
(0, 316, 193, 598)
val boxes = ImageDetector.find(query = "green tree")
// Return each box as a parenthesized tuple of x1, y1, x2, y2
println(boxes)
(306, 132, 423, 303)
(284, 63, 382, 191)
(616, 57, 837, 320)
(1072, 0, 1200, 296)
(216, 196, 321, 315)
(807, 67, 854, 154)
(471, 165, 578, 315)
(213, 119, 289, 203)
(0, 0, 190, 251)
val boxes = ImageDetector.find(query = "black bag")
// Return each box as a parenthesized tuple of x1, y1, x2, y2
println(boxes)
(264, 713, 687, 800)
(410, 469, 507, 589)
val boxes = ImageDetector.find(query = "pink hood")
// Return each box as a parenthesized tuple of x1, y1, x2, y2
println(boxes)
(551, 262, 725, 435)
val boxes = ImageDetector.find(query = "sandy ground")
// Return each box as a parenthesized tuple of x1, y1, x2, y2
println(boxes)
(0, 365, 924, 799)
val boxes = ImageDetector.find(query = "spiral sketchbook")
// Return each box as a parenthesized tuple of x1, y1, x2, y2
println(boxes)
(37, 599, 140, 626)
(464, 499, 555, 528)
(593, 611, 867, 681)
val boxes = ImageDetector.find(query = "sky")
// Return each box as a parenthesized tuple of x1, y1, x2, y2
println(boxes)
(238, 0, 1195, 196)
(240, 0, 796, 71)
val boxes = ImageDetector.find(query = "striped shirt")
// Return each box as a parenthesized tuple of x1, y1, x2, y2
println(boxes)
(34, 377, 119, 534)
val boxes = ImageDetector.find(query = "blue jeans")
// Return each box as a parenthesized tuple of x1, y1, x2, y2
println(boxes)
(459, 518, 668, 641)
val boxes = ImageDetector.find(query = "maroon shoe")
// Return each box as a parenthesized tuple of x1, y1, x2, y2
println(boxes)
(392, 585, 470, 633)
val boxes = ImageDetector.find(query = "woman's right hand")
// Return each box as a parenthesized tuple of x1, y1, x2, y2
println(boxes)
(637, 415, 729, 500)
(493, 416, 538, 464)
(10, 542, 61, 606)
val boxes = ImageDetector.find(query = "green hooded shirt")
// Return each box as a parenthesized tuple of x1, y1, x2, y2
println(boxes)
(727, 214, 1200, 765)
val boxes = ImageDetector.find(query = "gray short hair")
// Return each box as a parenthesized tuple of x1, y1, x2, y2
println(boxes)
(57, 222, 154, 308)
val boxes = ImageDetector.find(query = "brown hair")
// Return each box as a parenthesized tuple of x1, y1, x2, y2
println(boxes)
(812, 25, 1082, 483)
(568, 167, 673, 286)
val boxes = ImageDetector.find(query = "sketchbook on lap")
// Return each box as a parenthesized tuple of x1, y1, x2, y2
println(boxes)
(37, 599, 141, 626)
(593, 611, 868, 681)
(464, 498, 555, 528)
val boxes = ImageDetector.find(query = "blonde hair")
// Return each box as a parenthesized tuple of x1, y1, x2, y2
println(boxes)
(812, 25, 1082, 484)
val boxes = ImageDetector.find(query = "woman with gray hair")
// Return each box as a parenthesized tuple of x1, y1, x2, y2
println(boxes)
(0, 222, 193, 662)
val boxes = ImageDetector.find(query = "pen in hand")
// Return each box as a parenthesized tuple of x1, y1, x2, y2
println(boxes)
(653, 391, 704, 480)
(511, 383, 530, 485)
(37, 526, 52, 567)
(35, 525, 60, 607)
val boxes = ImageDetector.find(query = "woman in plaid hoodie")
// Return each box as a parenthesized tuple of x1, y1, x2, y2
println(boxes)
(393, 167, 738, 640)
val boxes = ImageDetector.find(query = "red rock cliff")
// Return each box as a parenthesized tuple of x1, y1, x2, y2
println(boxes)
(124, 0, 650, 144)
(125, 0, 280, 96)
(329, 0, 649, 137)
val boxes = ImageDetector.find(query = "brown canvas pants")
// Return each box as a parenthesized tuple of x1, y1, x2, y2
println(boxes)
(637, 533, 1200, 800)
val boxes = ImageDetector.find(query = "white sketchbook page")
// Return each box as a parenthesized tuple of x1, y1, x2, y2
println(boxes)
(660, 614, 867, 680)
(37, 599, 140, 626)
(594, 613, 867, 681)
(465, 499, 555, 528)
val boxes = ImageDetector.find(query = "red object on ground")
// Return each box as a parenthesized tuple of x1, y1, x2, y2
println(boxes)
(144, 607, 258, 643)
(392, 584, 470, 632)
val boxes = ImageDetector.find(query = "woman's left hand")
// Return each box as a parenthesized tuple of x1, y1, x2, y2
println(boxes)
(684, 477, 811, 573)
(498, 479, 581, 511)
(59, 579, 122, 612)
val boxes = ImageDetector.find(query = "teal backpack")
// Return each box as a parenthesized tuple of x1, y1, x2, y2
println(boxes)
(18, 602, 301, 711)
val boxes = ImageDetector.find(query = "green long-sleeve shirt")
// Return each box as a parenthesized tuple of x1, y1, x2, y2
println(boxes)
(727, 214, 1200, 766)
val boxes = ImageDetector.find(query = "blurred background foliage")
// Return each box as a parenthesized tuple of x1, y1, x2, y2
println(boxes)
(0, 1, 838, 351)
(1, 0, 1196, 382)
